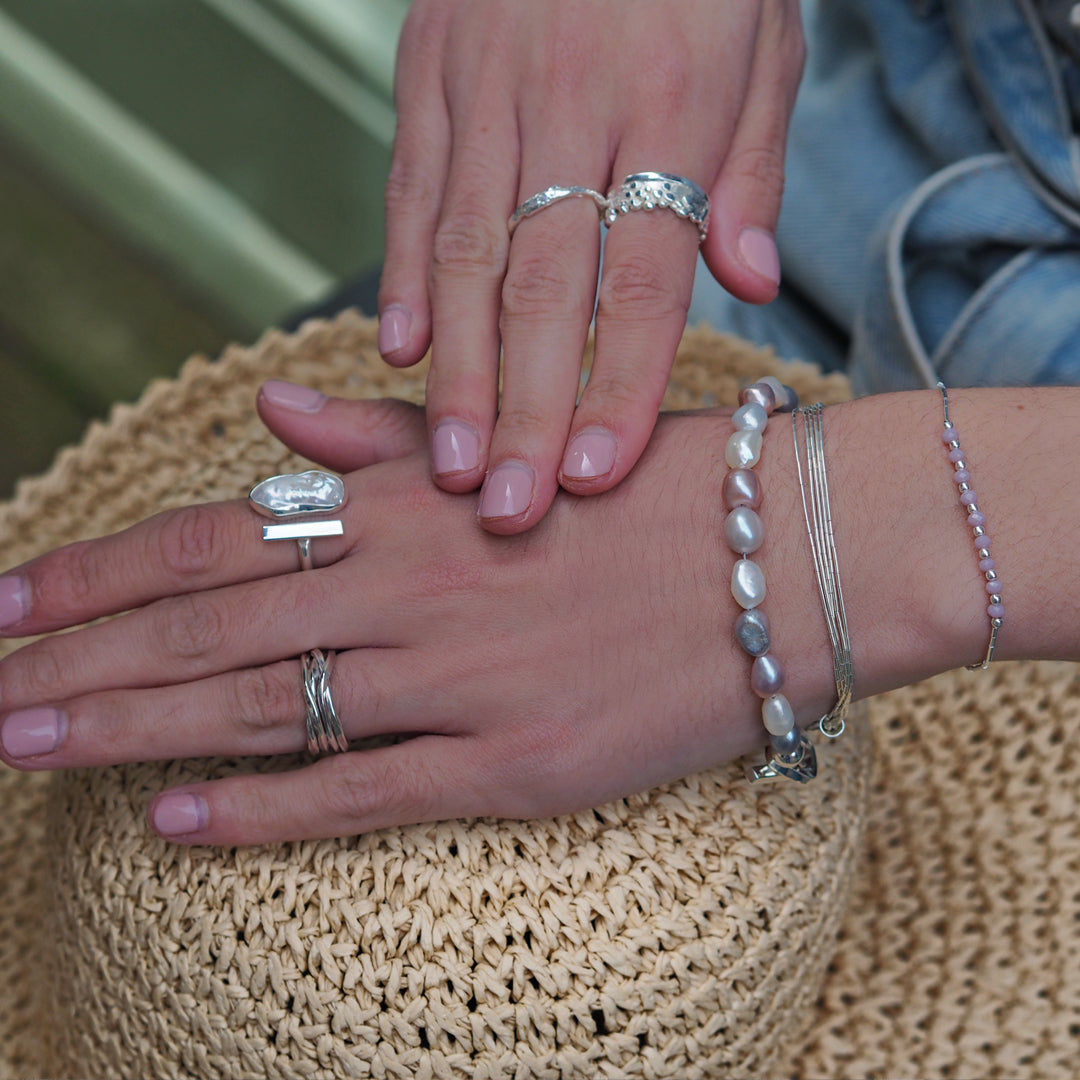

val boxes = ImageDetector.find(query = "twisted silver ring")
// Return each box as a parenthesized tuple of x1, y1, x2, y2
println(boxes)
(508, 185, 608, 235)
(604, 172, 710, 242)
(249, 469, 350, 754)
(303, 648, 348, 755)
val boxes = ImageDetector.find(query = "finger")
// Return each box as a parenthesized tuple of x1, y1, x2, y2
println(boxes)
(561, 175, 703, 498)
(146, 737, 483, 845)
(423, 62, 519, 495)
(257, 383, 426, 472)
(377, 3, 453, 366)
(700, 4, 805, 304)
(477, 145, 607, 532)
(0, 559, 394, 709)
(0, 496, 326, 637)
(0, 648, 446, 769)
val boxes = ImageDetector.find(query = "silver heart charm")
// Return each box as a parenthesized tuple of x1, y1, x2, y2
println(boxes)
(248, 470, 347, 520)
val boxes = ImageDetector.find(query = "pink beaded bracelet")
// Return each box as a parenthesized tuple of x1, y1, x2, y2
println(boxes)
(722, 376, 818, 784)
(937, 382, 1002, 670)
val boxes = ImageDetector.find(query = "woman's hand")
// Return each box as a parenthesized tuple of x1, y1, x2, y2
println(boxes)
(379, 0, 805, 533)
(0, 385, 812, 846)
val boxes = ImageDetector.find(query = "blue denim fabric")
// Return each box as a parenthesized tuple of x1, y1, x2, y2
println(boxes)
(688, 0, 1080, 391)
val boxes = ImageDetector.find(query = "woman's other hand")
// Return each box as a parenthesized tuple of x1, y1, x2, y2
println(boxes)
(378, 0, 804, 533)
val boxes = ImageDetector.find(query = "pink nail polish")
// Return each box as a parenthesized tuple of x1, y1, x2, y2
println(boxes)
(378, 306, 412, 354)
(478, 462, 534, 519)
(260, 380, 327, 413)
(151, 792, 209, 837)
(1, 707, 65, 758)
(561, 428, 616, 480)
(433, 420, 481, 475)
(0, 575, 27, 630)
(738, 227, 781, 286)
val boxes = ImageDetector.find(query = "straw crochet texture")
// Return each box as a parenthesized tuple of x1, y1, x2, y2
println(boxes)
(0, 312, 1077, 1079)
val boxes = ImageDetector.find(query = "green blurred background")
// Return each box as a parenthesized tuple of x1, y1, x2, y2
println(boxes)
(0, 0, 406, 497)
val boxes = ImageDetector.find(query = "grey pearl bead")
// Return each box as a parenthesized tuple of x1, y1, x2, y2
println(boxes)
(770, 727, 803, 764)
(751, 653, 785, 697)
(734, 609, 771, 656)
(724, 506, 764, 554)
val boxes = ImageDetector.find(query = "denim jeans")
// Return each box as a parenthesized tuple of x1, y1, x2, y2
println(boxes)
(689, 0, 1080, 391)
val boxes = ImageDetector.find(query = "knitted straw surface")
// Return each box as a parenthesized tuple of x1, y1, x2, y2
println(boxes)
(0, 313, 865, 1080)
(4, 313, 1077, 1079)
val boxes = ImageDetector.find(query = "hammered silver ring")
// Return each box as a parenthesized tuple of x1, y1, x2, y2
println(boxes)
(508, 185, 608, 235)
(604, 172, 710, 243)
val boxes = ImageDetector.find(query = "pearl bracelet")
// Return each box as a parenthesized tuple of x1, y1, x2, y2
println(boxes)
(938, 382, 1003, 669)
(723, 377, 818, 784)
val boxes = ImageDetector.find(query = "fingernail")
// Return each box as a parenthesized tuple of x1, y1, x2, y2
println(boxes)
(378, 305, 412, 354)
(738, 227, 781, 286)
(0, 575, 28, 630)
(478, 461, 534, 519)
(260, 380, 327, 413)
(1, 707, 66, 758)
(151, 792, 209, 837)
(433, 420, 481, 475)
(561, 428, 617, 480)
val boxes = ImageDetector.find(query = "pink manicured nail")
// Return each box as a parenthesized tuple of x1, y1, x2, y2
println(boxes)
(433, 420, 481, 475)
(378, 306, 412, 354)
(478, 462, 534, 519)
(260, 380, 327, 413)
(1, 707, 66, 758)
(561, 428, 617, 480)
(738, 227, 781, 286)
(0, 575, 27, 630)
(151, 792, 209, 837)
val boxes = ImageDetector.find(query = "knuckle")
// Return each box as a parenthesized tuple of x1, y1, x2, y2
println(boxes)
(157, 506, 220, 581)
(598, 255, 688, 322)
(157, 594, 225, 663)
(316, 753, 436, 827)
(727, 144, 787, 199)
(632, 40, 691, 115)
(9, 642, 63, 701)
(501, 255, 590, 324)
(384, 157, 440, 216)
(231, 663, 299, 735)
(432, 211, 507, 277)
(585, 369, 657, 416)
(50, 540, 102, 610)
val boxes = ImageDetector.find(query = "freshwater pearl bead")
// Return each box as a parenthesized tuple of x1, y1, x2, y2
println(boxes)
(734, 609, 771, 656)
(751, 654, 785, 697)
(732, 402, 769, 432)
(770, 727, 803, 764)
(759, 376, 798, 413)
(722, 468, 761, 510)
(731, 558, 766, 609)
(762, 694, 796, 736)
(725, 429, 763, 469)
(725, 506, 764, 554)
(739, 383, 776, 413)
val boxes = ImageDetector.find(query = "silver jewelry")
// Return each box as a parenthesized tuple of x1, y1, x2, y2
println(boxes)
(303, 649, 348, 755)
(249, 470, 346, 570)
(249, 469, 349, 753)
(604, 172, 710, 242)
(792, 404, 853, 738)
(508, 185, 608, 235)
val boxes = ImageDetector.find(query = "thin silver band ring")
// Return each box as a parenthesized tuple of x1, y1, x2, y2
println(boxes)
(508, 185, 608, 235)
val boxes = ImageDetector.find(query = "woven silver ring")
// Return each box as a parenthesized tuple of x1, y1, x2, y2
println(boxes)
(302, 648, 348, 755)
(508, 185, 608, 235)
(604, 172, 710, 243)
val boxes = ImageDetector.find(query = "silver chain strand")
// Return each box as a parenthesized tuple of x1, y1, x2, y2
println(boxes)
(792, 404, 853, 738)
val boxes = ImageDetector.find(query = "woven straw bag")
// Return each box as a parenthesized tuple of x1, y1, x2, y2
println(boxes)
(1, 313, 1077, 1079)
